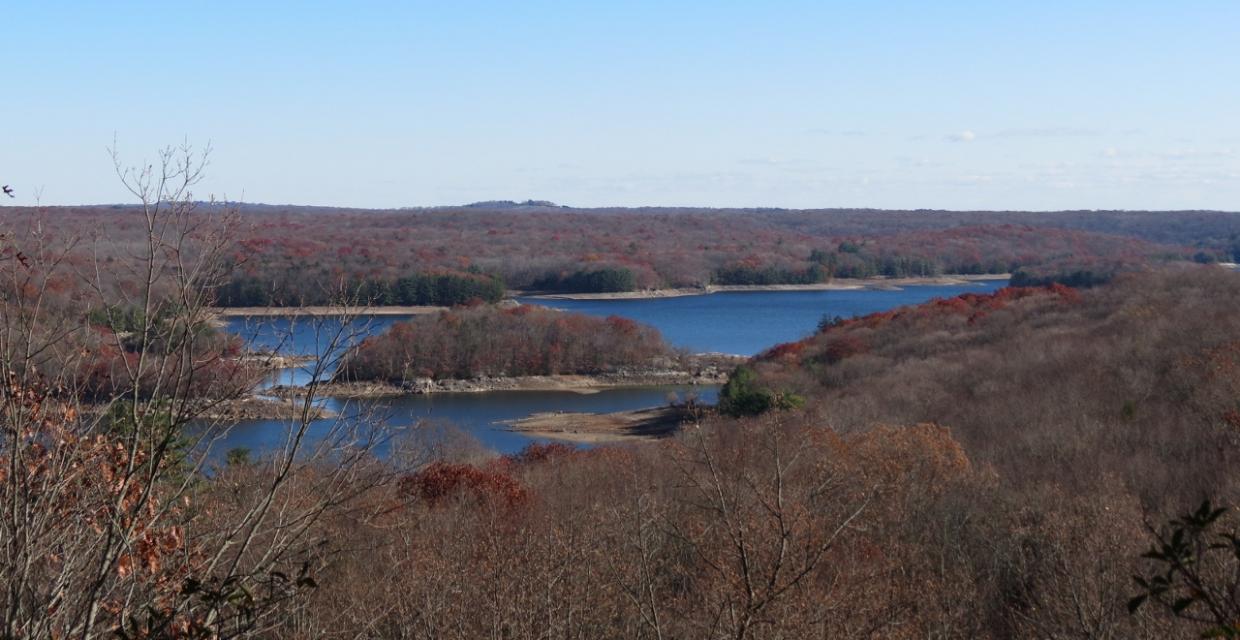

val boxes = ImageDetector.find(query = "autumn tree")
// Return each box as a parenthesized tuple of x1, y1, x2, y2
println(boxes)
(0, 143, 389, 638)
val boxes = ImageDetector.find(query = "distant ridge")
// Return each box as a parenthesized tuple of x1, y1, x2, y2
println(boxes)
(462, 200, 565, 209)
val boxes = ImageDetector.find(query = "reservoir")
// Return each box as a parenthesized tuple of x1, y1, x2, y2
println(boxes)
(215, 280, 1006, 456)
(519, 281, 1006, 356)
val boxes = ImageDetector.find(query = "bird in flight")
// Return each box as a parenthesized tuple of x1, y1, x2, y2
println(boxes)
(1, 185, 13, 198)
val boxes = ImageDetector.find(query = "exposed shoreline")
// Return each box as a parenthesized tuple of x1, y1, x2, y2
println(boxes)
(270, 373, 728, 399)
(270, 364, 736, 399)
(519, 273, 1010, 301)
(235, 353, 318, 369)
(504, 405, 692, 444)
(207, 275, 1010, 313)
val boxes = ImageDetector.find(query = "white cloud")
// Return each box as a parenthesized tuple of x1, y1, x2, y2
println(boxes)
(946, 130, 976, 143)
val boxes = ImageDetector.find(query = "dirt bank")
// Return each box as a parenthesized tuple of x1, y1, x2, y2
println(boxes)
(235, 353, 318, 369)
(195, 396, 336, 421)
(272, 369, 730, 399)
(270, 354, 742, 399)
(504, 405, 692, 444)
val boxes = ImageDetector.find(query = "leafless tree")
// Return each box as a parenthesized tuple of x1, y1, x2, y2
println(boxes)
(0, 143, 391, 638)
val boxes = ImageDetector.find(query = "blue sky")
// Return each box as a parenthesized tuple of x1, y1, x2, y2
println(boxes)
(3, 1, 1238, 210)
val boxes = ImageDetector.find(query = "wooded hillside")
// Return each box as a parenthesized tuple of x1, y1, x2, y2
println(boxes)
(3, 204, 1235, 301)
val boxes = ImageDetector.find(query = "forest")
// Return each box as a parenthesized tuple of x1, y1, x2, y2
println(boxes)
(4, 175, 1240, 636)
(3, 152, 1240, 637)
(335, 304, 672, 382)
(734, 261, 1240, 499)
(1, 203, 1236, 302)
(8, 0, 1240, 633)
(216, 270, 504, 307)
(306, 265, 1240, 639)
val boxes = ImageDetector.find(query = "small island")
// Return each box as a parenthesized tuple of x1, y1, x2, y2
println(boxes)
(297, 304, 742, 397)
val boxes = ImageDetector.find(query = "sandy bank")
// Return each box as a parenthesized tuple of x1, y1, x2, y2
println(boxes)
(192, 396, 336, 421)
(272, 356, 740, 399)
(521, 273, 1010, 300)
(273, 370, 729, 399)
(234, 353, 318, 369)
(504, 405, 691, 444)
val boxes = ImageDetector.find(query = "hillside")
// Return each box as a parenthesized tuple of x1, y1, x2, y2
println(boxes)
(733, 264, 1240, 506)
(288, 265, 1240, 638)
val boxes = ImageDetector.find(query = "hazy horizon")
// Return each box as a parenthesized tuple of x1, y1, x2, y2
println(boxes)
(9, 199, 1240, 215)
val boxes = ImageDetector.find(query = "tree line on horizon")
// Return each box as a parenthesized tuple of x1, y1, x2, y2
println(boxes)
(3, 204, 1237, 303)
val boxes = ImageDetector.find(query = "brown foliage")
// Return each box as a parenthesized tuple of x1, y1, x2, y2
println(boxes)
(400, 461, 529, 508)
(744, 266, 1240, 507)
(2, 203, 1228, 301)
(337, 304, 672, 382)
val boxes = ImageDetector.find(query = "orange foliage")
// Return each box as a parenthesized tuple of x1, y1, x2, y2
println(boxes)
(400, 462, 529, 508)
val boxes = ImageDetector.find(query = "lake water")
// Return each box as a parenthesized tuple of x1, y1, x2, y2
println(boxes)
(520, 281, 1006, 356)
(216, 280, 1007, 456)
(227, 314, 411, 388)
(202, 385, 717, 459)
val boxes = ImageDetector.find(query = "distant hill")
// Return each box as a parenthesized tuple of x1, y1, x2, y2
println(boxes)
(3, 203, 1239, 303)
(462, 199, 564, 209)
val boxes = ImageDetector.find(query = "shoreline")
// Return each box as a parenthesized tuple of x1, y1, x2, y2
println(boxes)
(504, 405, 691, 444)
(269, 354, 742, 399)
(202, 396, 337, 421)
(235, 353, 318, 368)
(270, 375, 728, 399)
(518, 273, 1010, 301)
(269, 366, 736, 399)
(207, 274, 1011, 312)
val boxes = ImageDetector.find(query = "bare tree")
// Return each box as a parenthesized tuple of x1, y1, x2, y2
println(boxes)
(0, 143, 391, 638)
(664, 416, 872, 639)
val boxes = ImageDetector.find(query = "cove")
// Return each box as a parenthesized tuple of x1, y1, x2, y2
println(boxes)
(519, 281, 1007, 356)
(198, 385, 716, 459)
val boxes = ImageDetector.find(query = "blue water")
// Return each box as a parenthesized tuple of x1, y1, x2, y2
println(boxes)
(225, 314, 412, 357)
(216, 280, 1008, 456)
(520, 281, 1007, 356)
(199, 385, 717, 459)
(226, 314, 415, 388)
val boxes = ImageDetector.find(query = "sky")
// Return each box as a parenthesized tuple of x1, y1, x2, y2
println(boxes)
(2, 1, 1238, 210)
